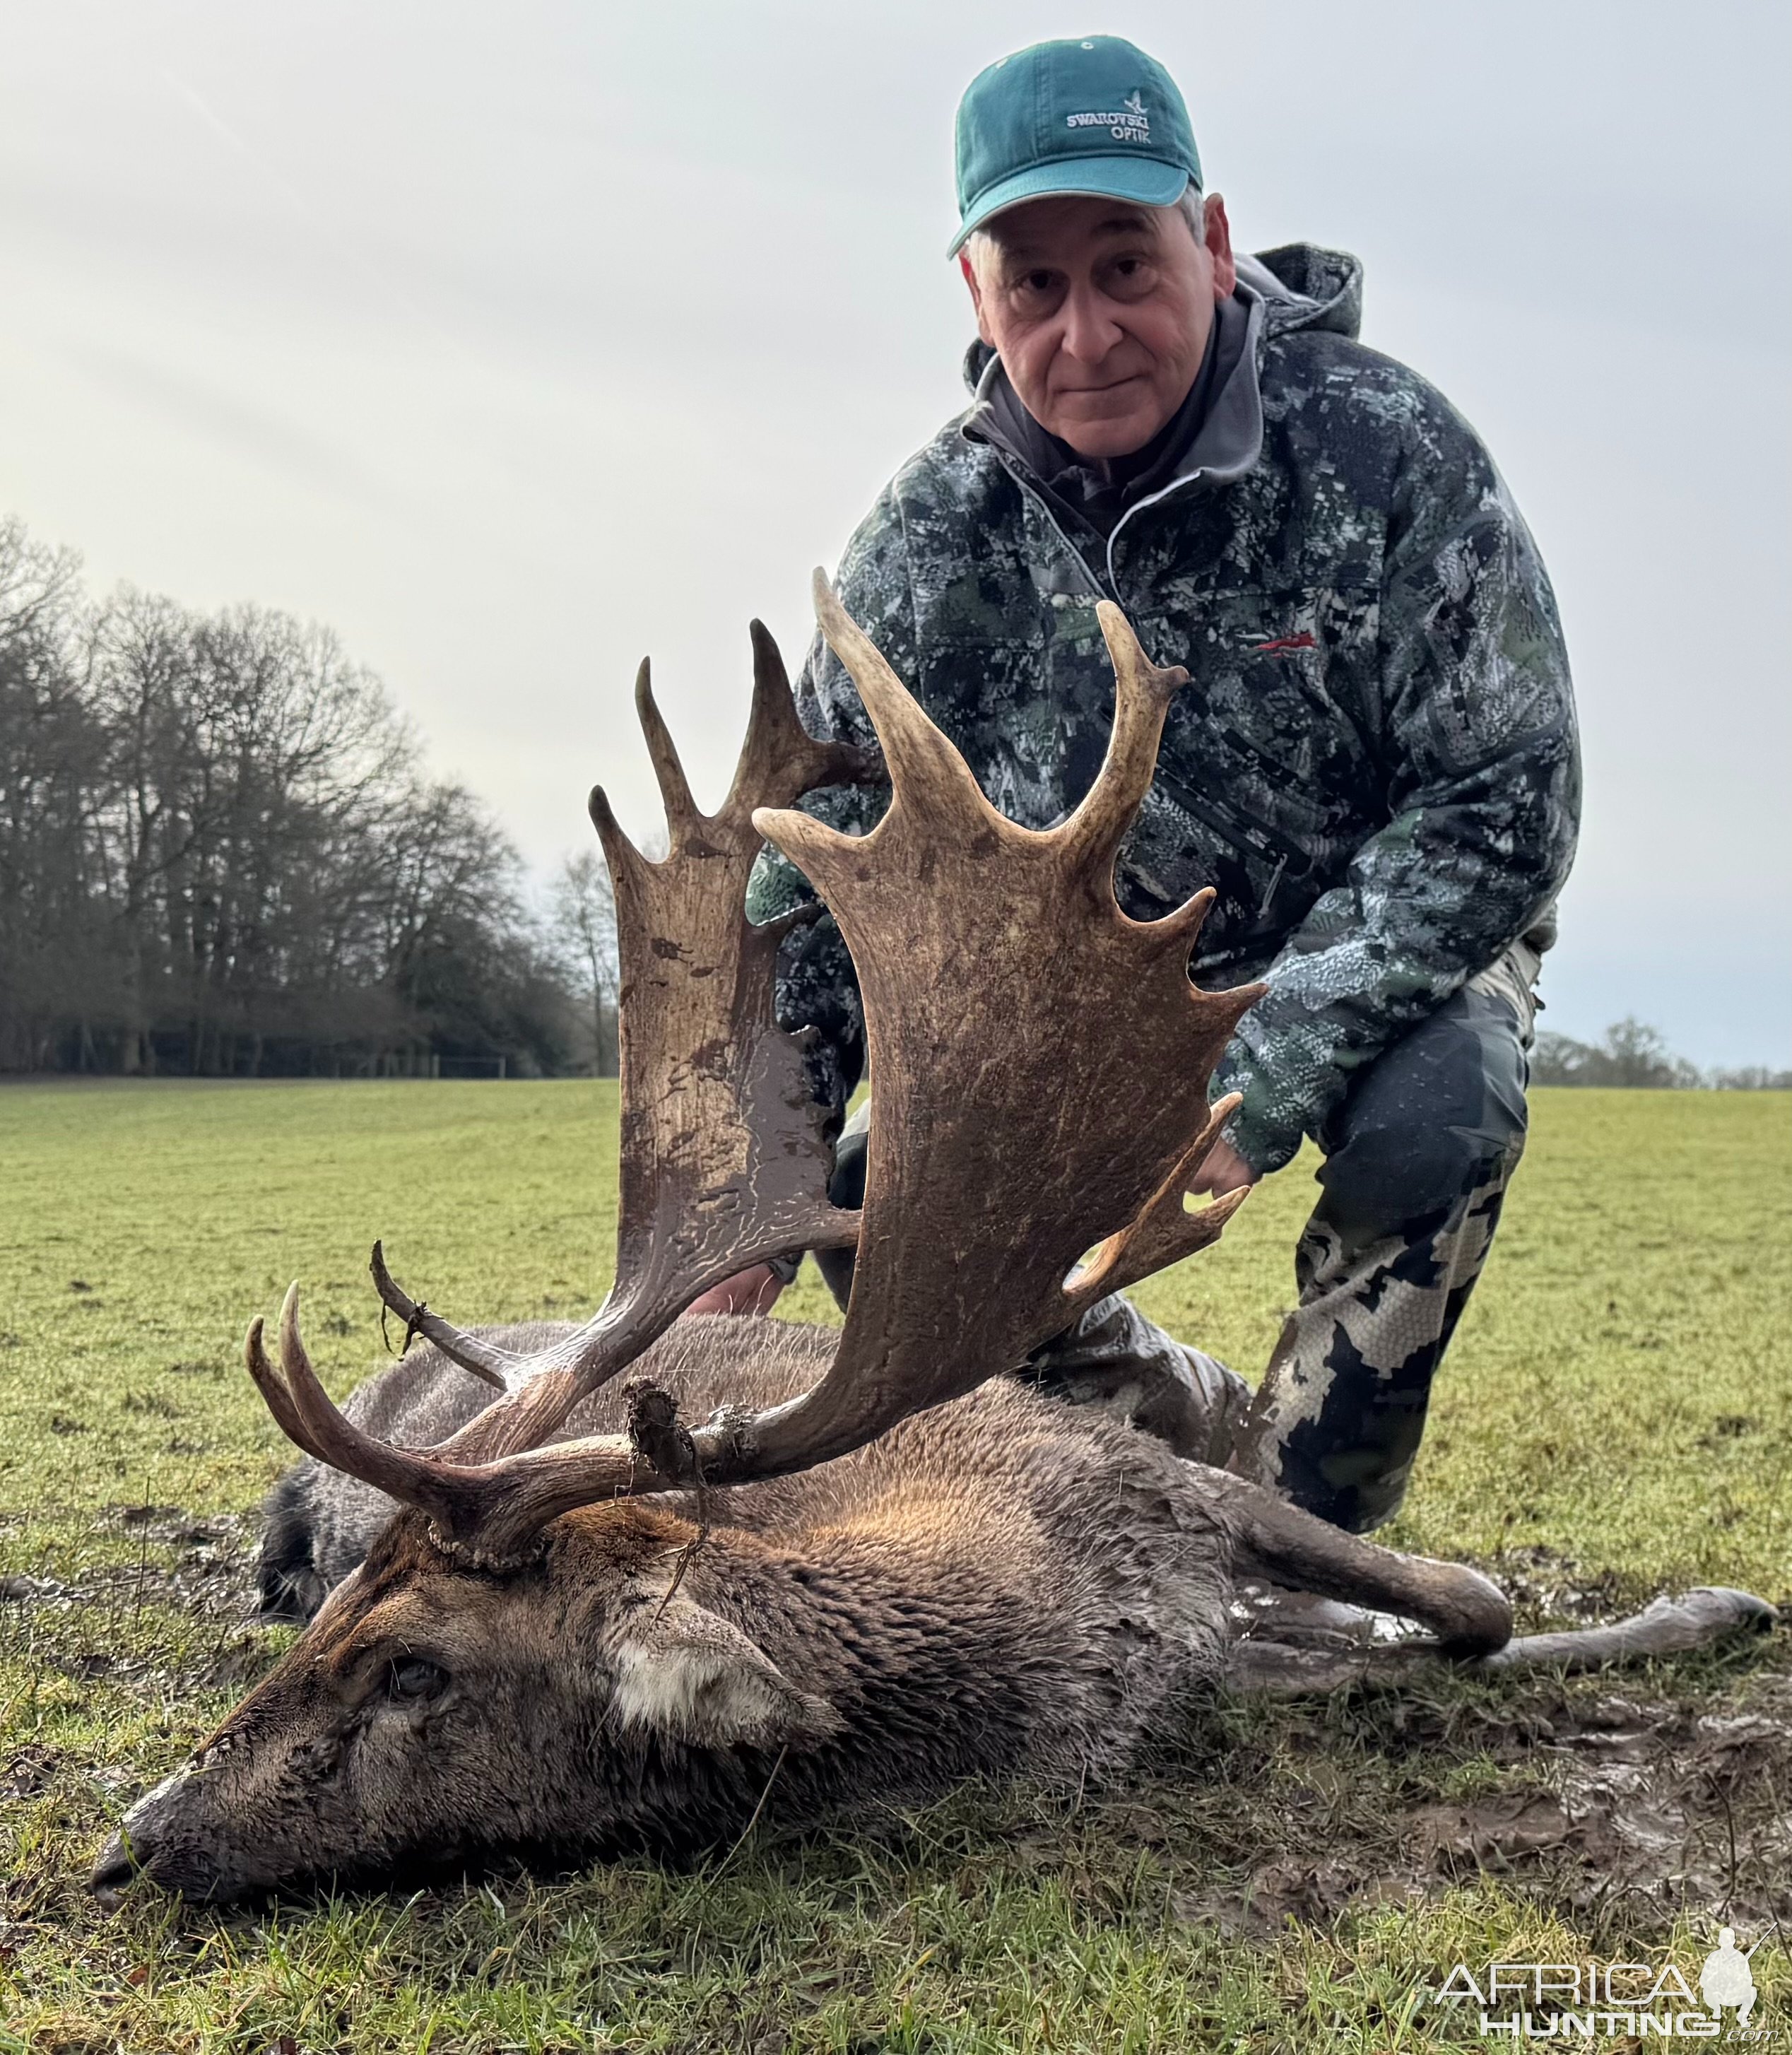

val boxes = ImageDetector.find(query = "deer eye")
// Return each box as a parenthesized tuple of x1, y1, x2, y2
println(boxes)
(385, 1656, 448, 1702)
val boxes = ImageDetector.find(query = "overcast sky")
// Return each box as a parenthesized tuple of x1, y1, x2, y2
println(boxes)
(2, 1, 1786, 1065)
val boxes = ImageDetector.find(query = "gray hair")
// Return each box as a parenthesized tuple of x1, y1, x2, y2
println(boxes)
(965, 185, 1206, 275)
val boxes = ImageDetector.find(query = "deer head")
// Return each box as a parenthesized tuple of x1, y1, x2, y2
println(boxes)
(91, 581, 1260, 1902)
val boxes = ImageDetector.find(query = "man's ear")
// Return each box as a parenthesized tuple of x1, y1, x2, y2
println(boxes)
(959, 249, 997, 348)
(1203, 193, 1237, 301)
(605, 1589, 842, 1751)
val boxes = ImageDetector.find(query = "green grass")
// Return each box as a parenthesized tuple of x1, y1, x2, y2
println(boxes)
(2, 1080, 1788, 2051)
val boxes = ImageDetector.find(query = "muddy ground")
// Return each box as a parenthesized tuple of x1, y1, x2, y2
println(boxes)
(4, 1502, 1788, 1952)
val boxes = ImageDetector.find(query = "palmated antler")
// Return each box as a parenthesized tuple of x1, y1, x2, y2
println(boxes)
(727, 577, 1261, 1471)
(245, 583, 1260, 1564)
(395, 618, 876, 1457)
(245, 621, 876, 1551)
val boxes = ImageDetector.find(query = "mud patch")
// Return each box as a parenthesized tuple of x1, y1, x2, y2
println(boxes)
(1486, 1542, 1637, 1630)
(1179, 1854, 1426, 1934)
(1357, 1668, 1785, 1933)
(0, 1505, 277, 1702)
(11, 1506, 265, 1627)
(1, 1741, 61, 1802)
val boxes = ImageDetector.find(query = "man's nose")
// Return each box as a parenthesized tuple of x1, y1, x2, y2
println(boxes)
(1058, 283, 1124, 364)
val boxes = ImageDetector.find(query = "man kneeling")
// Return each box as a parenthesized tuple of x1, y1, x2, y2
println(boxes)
(699, 35, 1577, 1536)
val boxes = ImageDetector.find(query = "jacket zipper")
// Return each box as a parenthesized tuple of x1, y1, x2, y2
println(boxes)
(1104, 469, 1212, 596)
(990, 457, 1113, 602)
(1148, 756, 1316, 879)
(993, 455, 1316, 885)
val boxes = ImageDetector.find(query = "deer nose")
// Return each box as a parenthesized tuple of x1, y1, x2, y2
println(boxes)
(89, 1830, 143, 1907)
(90, 1760, 211, 1904)
(90, 1812, 229, 1904)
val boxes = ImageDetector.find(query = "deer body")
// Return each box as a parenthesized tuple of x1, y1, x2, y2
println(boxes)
(263, 1318, 1232, 1680)
(124, 1317, 1234, 1898)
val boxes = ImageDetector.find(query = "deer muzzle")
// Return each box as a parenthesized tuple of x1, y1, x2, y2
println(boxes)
(90, 1759, 242, 1906)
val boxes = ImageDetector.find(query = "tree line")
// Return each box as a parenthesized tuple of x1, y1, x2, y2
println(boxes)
(0, 518, 618, 1078)
(1531, 1017, 1787, 1091)
(5, 515, 1781, 1091)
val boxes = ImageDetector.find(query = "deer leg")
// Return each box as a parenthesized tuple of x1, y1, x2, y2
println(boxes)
(1476, 1587, 1779, 1671)
(1204, 1466, 1514, 1650)
(1227, 1587, 1779, 1699)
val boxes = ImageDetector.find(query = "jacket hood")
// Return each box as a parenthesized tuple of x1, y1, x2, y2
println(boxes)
(960, 241, 1363, 394)
(1242, 242, 1362, 343)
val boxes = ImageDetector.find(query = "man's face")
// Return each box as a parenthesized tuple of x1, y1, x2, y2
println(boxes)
(961, 192, 1236, 461)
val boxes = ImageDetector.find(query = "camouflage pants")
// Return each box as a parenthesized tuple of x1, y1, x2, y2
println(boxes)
(1225, 942, 1540, 1531)
(818, 944, 1538, 1533)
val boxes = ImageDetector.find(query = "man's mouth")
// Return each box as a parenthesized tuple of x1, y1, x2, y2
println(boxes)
(1056, 374, 1146, 401)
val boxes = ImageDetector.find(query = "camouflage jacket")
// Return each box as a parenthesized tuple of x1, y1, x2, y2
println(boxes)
(748, 244, 1580, 1173)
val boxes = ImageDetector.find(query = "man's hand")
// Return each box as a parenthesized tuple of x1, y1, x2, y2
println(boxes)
(1188, 1136, 1258, 1199)
(684, 1262, 787, 1318)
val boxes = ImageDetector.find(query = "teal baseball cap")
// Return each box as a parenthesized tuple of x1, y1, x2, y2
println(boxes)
(950, 35, 1201, 257)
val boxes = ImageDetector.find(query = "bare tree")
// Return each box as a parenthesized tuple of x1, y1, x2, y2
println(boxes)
(546, 848, 619, 1076)
(0, 514, 582, 1077)
(1531, 1016, 1704, 1090)
(0, 520, 110, 1069)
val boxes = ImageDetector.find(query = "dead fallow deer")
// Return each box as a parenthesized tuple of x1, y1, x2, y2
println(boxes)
(93, 582, 1775, 1905)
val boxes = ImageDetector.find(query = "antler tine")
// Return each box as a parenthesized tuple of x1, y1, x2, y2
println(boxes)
(368, 1242, 516, 1389)
(272, 1285, 442, 1505)
(250, 1284, 646, 1560)
(714, 620, 859, 826)
(586, 782, 654, 917)
(1056, 603, 1189, 883)
(250, 1285, 468, 1522)
(810, 570, 995, 828)
(714, 619, 795, 826)
(1131, 883, 1218, 962)
(1062, 1091, 1255, 1308)
(244, 1314, 329, 1464)
(633, 657, 706, 851)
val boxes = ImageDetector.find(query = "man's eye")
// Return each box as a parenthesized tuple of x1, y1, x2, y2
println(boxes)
(386, 1657, 448, 1701)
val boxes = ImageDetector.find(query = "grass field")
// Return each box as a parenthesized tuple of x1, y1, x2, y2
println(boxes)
(1, 1078, 1788, 2052)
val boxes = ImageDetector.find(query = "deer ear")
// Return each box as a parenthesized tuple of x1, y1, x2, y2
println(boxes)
(606, 1590, 842, 1751)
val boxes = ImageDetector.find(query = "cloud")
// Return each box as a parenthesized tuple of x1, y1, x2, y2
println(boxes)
(0, 0, 1786, 1066)
(60, 339, 381, 508)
